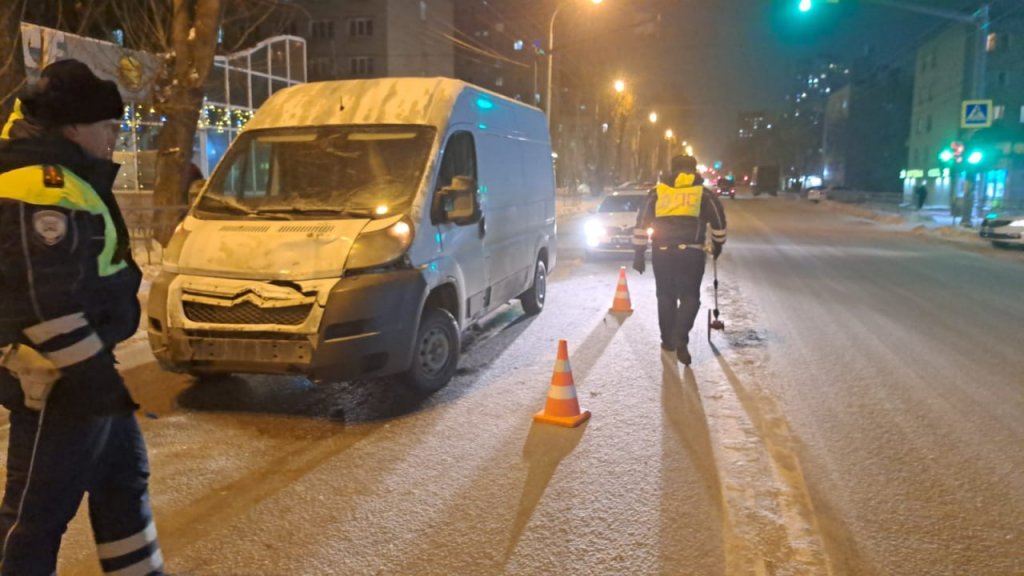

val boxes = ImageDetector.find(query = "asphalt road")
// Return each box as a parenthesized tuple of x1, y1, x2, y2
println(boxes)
(2, 193, 1022, 575)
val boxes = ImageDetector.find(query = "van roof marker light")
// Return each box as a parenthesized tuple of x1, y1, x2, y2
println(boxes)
(478, 123, 488, 130)
(476, 97, 495, 110)
(375, 205, 390, 215)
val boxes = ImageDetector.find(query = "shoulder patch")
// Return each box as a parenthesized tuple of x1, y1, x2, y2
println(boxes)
(42, 165, 64, 188)
(32, 209, 68, 246)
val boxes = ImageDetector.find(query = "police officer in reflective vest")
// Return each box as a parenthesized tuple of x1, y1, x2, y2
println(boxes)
(0, 60, 164, 575)
(633, 155, 727, 365)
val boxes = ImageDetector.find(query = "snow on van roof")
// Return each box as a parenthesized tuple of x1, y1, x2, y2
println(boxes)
(244, 77, 535, 130)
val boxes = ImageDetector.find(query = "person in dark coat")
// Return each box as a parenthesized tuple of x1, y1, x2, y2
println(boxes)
(0, 59, 163, 575)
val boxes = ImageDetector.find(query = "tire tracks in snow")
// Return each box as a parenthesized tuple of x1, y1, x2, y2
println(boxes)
(697, 204, 834, 575)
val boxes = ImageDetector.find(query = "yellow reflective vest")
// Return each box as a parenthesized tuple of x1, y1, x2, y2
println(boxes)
(654, 173, 703, 218)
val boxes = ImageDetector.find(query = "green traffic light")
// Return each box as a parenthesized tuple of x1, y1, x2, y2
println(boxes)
(799, 0, 812, 11)
(968, 151, 983, 165)
(939, 150, 954, 162)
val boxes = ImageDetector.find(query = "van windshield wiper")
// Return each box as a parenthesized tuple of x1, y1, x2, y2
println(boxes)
(197, 194, 258, 216)
(254, 207, 375, 218)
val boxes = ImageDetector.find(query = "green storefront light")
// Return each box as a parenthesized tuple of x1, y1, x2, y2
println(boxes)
(939, 149, 954, 163)
(967, 151, 983, 165)
(799, 0, 812, 12)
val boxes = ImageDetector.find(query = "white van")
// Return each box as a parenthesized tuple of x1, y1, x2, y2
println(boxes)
(148, 78, 556, 392)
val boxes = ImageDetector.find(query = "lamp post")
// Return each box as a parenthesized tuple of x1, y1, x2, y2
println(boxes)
(546, 0, 604, 126)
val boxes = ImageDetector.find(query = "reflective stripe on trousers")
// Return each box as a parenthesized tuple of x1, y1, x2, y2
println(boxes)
(0, 411, 161, 576)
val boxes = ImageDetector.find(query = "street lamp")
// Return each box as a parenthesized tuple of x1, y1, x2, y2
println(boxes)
(665, 129, 674, 139)
(649, 111, 658, 124)
(613, 79, 626, 94)
(546, 0, 604, 125)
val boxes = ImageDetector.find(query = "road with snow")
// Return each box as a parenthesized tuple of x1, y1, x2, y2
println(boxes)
(3, 193, 1023, 575)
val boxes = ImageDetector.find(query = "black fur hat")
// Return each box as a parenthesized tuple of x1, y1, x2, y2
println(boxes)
(20, 59, 124, 128)
(671, 155, 698, 174)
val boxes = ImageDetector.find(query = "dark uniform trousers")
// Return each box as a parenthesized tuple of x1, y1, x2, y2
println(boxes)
(652, 245, 706, 348)
(0, 409, 159, 576)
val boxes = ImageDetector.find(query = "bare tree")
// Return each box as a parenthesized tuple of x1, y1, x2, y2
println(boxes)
(0, 0, 28, 120)
(113, 0, 297, 244)
(149, 0, 225, 244)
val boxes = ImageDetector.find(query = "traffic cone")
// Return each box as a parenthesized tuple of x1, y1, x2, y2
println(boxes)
(534, 339, 591, 428)
(609, 266, 633, 315)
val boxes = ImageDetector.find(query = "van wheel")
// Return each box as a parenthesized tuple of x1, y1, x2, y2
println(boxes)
(519, 259, 547, 315)
(401, 307, 459, 394)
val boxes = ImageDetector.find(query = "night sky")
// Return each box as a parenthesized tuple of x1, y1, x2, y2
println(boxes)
(654, 0, 1010, 160)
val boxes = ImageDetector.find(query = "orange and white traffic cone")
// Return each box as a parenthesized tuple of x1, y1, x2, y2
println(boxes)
(534, 339, 591, 428)
(609, 266, 633, 315)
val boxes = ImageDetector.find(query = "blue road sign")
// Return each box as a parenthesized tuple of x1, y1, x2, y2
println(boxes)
(961, 100, 993, 129)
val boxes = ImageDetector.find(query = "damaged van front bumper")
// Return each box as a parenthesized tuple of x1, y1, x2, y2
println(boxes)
(147, 269, 426, 381)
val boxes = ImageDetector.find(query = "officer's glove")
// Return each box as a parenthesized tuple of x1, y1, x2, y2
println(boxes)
(632, 251, 646, 274)
(0, 344, 61, 411)
(711, 242, 723, 260)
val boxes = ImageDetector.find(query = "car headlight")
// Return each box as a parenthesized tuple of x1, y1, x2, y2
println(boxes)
(1010, 220, 1024, 227)
(346, 217, 414, 271)
(584, 218, 604, 238)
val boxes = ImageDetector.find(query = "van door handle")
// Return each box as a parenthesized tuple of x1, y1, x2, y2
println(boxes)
(478, 217, 486, 238)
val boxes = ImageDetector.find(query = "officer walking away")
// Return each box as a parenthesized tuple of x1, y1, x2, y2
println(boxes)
(632, 155, 727, 366)
(0, 60, 164, 575)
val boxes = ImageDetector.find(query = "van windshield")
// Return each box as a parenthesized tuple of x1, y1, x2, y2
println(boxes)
(197, 125, 436, 219)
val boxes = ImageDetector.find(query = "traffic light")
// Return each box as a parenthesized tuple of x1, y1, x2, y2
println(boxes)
(798, 0, 839, 11)
(939, 141, 966, 164)
(967, 151, 983, 165)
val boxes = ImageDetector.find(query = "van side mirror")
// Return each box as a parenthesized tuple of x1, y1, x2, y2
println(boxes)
(433, 175, 481, 225)
(188, 178, 206, 205)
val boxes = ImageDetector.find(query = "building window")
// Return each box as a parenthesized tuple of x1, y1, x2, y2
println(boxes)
(987, 32, 998, 52)
(349, 18, 373, 37)
(350, 56, 374, 76)
(310, 58, 332, 78)
(311, 20, 335, 39)
(495, 76, 504, 87)
(994, 105, 1005, 120)
(926, 114, 932, 133)
(997, 71, 1009, 87)
(420, 1, 428, 22)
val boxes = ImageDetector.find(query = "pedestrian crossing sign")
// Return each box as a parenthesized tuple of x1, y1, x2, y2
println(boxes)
(961, 100, 993, 128)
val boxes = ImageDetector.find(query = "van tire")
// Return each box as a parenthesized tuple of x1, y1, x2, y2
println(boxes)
(401, 307, 460, 394)
(520, 259, 547, 315)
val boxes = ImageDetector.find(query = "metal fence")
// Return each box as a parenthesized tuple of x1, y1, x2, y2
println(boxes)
(122, 205, 190, 266)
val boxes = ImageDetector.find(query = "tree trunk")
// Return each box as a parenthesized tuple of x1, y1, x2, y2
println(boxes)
(0, 0, 27, 119)
(152, 0, 223, 246)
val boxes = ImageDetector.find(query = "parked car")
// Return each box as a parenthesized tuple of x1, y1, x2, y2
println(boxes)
(979, 213, 1024, 248)
(806, 185, 825, 202)
(805, 184, 859, 203)
(584, 192, 648, 258)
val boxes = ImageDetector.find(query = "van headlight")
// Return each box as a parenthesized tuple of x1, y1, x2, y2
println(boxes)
(346, 218, 414, 271)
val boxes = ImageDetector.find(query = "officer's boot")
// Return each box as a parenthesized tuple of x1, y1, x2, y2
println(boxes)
(676, 344, 691, 366)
